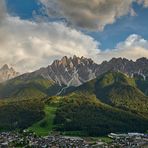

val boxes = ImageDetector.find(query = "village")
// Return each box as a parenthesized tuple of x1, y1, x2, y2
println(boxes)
(108, 133, 148, 148)
(0, 131, 148, 148)
(0, 131, 91, 148)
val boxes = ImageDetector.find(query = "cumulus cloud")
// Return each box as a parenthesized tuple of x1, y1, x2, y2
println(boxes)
(0, 0, 148, 73)
(39, 0, 148, 31)
(96, 34, 148, 62)
(39, 0, 134, 31)
(137, 0, 148, 7)
(0, 0, 99, 72)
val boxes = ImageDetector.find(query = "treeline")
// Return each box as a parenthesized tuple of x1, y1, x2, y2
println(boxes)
(0, 99, 45, 131)
(54, 93, 148, 136)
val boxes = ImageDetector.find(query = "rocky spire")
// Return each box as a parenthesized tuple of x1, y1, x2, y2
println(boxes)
(0, 64, 20, 82)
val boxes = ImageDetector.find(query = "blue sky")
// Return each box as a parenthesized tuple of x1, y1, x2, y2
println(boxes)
(89, 4, 148, 49)
(6, 0, 148, 49)
(0, 0, 148, 72)
(6, 0, 40, 19)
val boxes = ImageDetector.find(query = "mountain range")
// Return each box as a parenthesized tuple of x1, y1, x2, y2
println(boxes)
(5, 56, 148, 87)
(1, 56, 148, 86)
(0, 56, 148, 136)
(1, 56, 148, 99)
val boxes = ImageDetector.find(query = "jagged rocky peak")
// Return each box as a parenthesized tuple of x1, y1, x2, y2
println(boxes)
(109, 57, 131, 64)
(136, 57, 147, 62)
(51, 55, 99, 86)
(1, 64, 16, 72)
(61, 56, 68, 64)
(136, 57, 148, 65)
(1, 64, 9, 70)
(31, 55, 99, 86)
(52, 56, 70, 67)
(0, 64, 20, 82)
(51, 55, 95, 68)
(97, 57, 148, 77)
(22, 56, 148, 87)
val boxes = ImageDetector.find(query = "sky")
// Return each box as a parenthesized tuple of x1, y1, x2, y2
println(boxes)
(0, 0, 148, 72)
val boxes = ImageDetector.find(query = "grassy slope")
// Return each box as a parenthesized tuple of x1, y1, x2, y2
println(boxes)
(28, 105, 57, 136)
(94, 72, 148, 117)
(0, 76, 62, 100)
(12, 87, 46, 100)
(102, 83, 148, 115)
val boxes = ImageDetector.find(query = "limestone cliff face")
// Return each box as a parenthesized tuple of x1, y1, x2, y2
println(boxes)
(31, 56, 99, 86)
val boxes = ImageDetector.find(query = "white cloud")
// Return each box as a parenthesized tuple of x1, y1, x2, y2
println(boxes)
(39, 0, 134, 31)
(96, 34, 148, 62)
(0, 0, 99, 72)
(39, 0, 148, 31)
(0, 0, 148, 73)
(137, 0, 148, 7)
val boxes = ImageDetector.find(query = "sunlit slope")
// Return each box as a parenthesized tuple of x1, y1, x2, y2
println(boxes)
(0, 76, 63, 99)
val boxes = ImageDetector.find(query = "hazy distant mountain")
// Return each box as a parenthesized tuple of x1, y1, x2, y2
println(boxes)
(0, 64, 19, 82)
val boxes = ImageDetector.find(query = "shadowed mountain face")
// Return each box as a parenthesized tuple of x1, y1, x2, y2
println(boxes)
(97, 57, 148, 77)
(0, 64, 19, 82)
(23, 56, 148, 86)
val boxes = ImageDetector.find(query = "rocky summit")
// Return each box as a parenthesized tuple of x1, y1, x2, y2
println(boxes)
(97, 57, 148, 78)
(8, 56, 148, 87)
(29, 55, 99, 86)
(0, 64, 19, 82)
